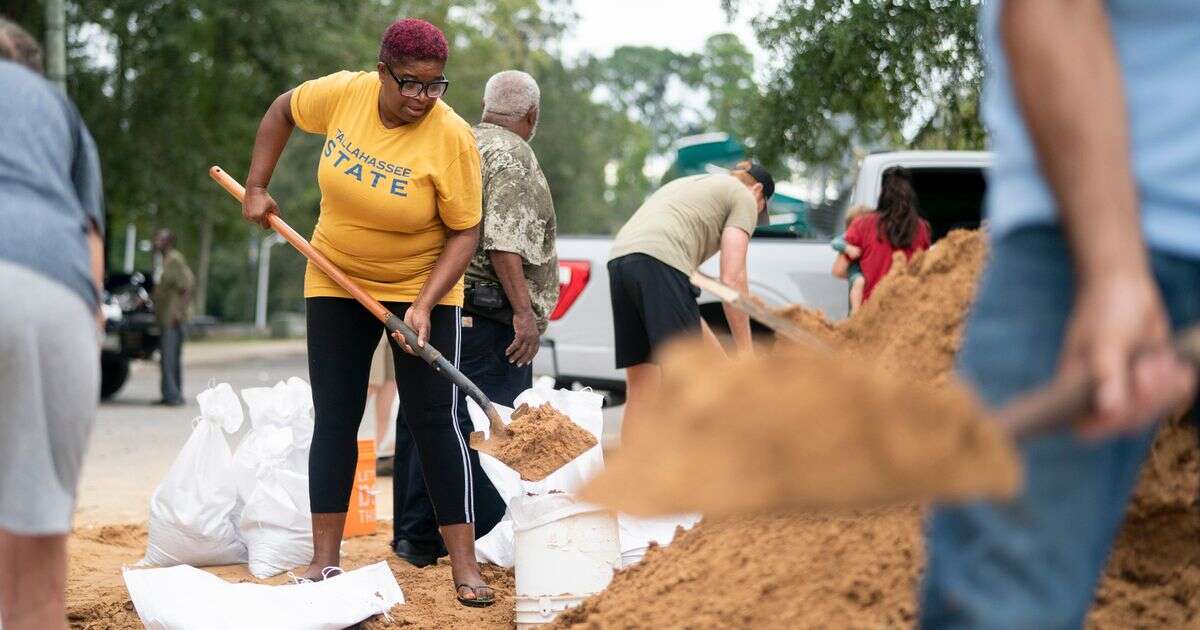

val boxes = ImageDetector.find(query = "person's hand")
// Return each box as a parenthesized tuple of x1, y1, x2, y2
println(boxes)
(507, 310, 540, 367)
(1062, 272, 1196, 440)
(242, 185, 279, 229)
(844, 243, 863, 260)
(394, 304, 431, 356)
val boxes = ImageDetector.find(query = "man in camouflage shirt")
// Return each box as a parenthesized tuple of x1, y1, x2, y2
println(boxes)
(391, 70, 558, 567)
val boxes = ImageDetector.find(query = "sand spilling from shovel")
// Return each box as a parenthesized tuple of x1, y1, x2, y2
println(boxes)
(583, 340, 1021, 516)
(477, 403, 597, 481)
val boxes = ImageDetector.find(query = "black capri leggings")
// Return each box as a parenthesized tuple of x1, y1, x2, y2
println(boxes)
(306, 297, 473, 526)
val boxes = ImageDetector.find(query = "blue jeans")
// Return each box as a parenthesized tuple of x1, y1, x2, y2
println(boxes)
(920, 227, 1200, 629)
(392, 315, 526, 546)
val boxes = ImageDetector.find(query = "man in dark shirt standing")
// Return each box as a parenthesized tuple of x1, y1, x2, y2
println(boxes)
(152, 229, 193, 406)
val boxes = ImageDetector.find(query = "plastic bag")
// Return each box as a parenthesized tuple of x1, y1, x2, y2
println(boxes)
(240, 466, 313, 579)
(140, 384, 246, 567)
(468, 377, 606, 500)
(618, 513, 701, 567)
(124, 560, 403, 630)
(239, 378, 314, 477)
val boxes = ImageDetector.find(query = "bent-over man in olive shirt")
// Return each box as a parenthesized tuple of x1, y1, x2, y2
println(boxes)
(609, 161, 772, 429)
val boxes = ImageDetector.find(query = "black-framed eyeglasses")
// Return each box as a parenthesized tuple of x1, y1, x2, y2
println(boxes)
(384, 64, 449, 99)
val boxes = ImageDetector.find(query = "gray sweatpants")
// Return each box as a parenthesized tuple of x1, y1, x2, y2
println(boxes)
(0, 261, 99, 535)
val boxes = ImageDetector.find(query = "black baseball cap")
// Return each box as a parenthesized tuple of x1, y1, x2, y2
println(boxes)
(739, 161, 775, 200)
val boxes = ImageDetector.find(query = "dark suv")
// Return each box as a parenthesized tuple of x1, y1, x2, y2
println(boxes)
(100, 271, 160, 399)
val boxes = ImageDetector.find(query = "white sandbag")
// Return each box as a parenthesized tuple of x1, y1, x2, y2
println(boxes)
(240, 378, 315, 480)
(232, 424, 295, 502)
(140, 384, 246, 568)
(474, 517, 515, 568)
(618, 513, 702, 567)
(124, 560, 403, 630)
(241, 467, 313, 579)
(468, 377, 606, 500)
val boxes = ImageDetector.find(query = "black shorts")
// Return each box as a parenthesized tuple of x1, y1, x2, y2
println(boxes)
(608, 253, 703, 368)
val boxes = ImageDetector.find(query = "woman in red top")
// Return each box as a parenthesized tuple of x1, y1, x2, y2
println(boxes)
(832, 167, 931, 303)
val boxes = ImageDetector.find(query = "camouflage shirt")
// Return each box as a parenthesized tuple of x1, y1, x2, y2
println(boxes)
(468, 123, 558, 332)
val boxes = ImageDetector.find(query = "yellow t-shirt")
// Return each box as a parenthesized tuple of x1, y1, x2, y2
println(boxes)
(290, 71, 482, 305)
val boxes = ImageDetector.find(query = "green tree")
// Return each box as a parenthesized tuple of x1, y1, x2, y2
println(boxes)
(725, 0, 984, 169)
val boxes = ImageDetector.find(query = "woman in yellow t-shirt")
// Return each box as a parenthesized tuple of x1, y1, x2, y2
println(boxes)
(241, 18, 493, 606)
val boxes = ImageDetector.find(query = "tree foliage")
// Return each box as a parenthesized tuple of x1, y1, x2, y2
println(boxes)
(726, 0, 984, 171)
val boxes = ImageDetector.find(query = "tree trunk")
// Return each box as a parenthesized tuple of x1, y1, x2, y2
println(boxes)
(195, 213, 213, 316)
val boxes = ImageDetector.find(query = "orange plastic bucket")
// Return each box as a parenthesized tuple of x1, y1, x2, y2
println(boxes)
(343, 439, 378, 538)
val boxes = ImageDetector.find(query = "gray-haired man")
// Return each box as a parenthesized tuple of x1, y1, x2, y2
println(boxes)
(392, 70, 558, 566)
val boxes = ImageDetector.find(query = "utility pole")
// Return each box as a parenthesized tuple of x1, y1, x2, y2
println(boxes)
(45, 0, 67, 89)
(254, 233, 285, 330)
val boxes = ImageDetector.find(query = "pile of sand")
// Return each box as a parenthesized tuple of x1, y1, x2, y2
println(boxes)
(778, 228, 988, 384)
(560, 229, 1200, 628)
(480, 402, 597, 481)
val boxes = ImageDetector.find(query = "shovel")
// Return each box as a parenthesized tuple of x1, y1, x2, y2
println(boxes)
(208, 166, 511, 449)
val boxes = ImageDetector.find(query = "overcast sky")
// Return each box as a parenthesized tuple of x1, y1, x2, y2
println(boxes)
(560, 0, 769, 62)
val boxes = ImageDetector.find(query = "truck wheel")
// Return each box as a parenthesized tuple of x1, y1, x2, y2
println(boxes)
(100, 352, 130, 400)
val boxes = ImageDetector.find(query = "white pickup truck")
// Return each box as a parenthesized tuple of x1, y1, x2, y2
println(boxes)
(534, 150, 992, 392)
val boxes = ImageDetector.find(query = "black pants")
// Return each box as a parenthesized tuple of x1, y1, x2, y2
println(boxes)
(306, 297, 473, 526)
(393, 314, 523, 546)
(159, 323, 184, 403)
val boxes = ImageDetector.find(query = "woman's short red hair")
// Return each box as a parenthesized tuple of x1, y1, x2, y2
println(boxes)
(379, 18, 448, 66)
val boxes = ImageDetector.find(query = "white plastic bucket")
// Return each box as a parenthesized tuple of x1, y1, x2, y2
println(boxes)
(512, 493, 620, 628)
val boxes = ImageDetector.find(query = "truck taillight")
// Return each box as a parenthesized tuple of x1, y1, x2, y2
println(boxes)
(550, 260, 591, 321)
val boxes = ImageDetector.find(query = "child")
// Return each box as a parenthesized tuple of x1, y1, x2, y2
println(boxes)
(832, 204, 871, 313)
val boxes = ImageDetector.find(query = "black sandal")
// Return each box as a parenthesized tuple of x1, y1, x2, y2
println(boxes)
(456, 583, 496, 608)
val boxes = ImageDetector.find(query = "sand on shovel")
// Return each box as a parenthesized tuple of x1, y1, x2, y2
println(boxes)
(475, 402, 597, 481)
(582, 339, 1021, 516)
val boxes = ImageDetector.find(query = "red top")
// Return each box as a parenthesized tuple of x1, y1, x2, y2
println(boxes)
(843, 212, 931, 302)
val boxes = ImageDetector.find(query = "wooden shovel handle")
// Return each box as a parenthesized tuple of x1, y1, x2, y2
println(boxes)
(1001, 325, 1200, 438)
(208, 165, 508, 437)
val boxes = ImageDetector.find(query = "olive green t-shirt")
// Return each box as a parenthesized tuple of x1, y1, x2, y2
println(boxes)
(609, 174, 759, 275)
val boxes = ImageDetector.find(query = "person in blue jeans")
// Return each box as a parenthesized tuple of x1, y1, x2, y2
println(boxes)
(921, 2, 1200, 628)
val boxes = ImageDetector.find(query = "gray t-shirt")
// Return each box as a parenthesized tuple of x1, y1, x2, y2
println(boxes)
(0, 62, 104, 309)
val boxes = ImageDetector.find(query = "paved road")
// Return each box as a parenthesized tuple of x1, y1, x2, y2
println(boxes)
(78, 344, 624, 526)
